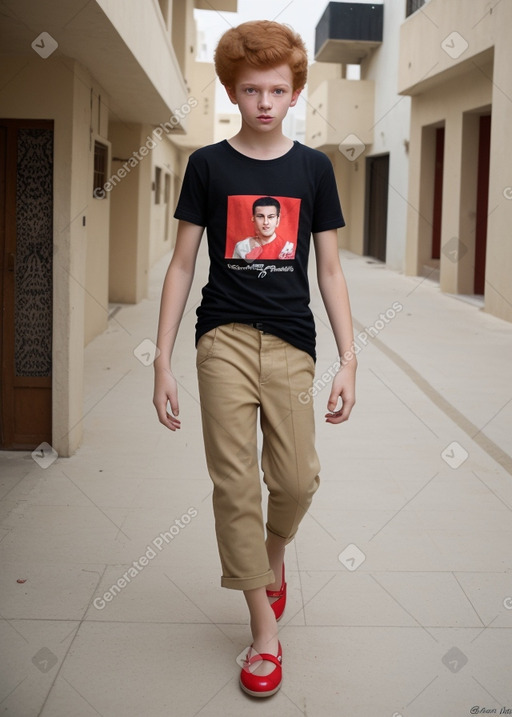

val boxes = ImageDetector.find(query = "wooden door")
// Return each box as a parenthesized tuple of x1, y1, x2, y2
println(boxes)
(365, 154, 389, 262)
(431, 127, 444, 260)
(0, 119, 53, 449)
(474, 114, 491, 295)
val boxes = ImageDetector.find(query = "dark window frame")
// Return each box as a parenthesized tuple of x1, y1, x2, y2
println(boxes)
(154, 166, 162, 204)
(93, 141, 108, 199)
(406, 0, 427, 17)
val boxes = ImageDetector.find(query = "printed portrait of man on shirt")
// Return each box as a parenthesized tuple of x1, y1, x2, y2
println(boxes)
(229, 196, 297, 261)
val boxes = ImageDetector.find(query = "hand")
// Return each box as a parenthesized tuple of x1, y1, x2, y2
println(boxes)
(325, 362, 356, 424)
(153, 367, 181, 431)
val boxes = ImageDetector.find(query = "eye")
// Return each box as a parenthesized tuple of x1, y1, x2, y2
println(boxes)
(273, 88, 285, 95)
(244, 87, 257, 94)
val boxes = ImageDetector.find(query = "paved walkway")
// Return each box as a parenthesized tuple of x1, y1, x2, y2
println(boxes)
(1, 242, 512, 717)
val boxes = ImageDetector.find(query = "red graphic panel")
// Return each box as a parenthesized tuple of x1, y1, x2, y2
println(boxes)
(225, 195, 301, 260)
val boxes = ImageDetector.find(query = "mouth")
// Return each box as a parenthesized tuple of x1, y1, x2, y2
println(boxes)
(257, 115, 274, 121)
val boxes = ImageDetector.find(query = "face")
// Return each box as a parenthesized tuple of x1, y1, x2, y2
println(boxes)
(252, 205, 280, 239)
(226, 63, 302, 133)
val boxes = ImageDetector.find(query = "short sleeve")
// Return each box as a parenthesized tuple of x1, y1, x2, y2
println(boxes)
(311, 158, 345, 234)
(174, 152, 208, 227)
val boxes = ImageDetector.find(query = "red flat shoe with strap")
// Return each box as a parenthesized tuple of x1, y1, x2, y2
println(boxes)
(239, 641, 283, 697)
(266, 565, 286, 621)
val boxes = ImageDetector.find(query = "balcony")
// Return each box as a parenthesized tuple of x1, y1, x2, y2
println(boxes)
(315, 2, 383, 64)
(306, 78, 374, 152)
(398, 0, 495, 95)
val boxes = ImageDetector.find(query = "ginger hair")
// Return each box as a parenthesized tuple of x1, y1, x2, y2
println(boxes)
(214, 20, 308, 91)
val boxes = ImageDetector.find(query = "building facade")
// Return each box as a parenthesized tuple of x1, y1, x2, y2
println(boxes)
(399, 0, 512, 322)
(0, 0, 236, 455)
(307, 0, 512, 323)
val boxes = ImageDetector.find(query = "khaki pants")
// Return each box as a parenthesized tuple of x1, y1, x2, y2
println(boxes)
(196, 323, 320, 591)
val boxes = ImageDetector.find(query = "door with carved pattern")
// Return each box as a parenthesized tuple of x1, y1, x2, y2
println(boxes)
(0, 119, 53, 449)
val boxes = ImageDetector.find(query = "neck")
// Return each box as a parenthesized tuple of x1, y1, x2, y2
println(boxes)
(229, 123, 294, 160)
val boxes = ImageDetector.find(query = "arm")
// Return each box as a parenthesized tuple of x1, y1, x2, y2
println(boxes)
(313, 229, 357, 424)
(153, 220, 204, 430)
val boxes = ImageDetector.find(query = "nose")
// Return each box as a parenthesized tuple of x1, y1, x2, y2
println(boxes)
(258, 92, 272, 110)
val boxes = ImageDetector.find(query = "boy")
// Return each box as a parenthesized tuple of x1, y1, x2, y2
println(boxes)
(153, 20, 356, 698)
(232, 196, 295, 260)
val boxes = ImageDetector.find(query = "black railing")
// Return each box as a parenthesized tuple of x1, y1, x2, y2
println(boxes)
(406, 0, 427, 17)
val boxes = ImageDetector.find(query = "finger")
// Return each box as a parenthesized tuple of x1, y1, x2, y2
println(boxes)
(164, 397, 181, 429)
(165, 412, 182, 431)
(154, 399, 181, 430)
(326, 390, 341, 414)
(324, 399, 354, 424)
(168, 396, 180, 418)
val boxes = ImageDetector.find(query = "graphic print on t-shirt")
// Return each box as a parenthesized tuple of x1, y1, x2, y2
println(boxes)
(225, 195, 301, 261)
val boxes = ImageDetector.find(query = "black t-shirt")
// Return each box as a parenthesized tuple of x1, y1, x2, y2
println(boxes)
(174, 140, 345, 361)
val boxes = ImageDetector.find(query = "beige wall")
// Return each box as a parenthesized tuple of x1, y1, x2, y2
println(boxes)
(84, 79, 111, 345)
(405, 60, 492, 287)
(172, 0, 196, 81)
(148, 138, 181, 266)
(306, 0, 410, 268)
(331, 150, 365, 255)
(307, 78, 374, 151)
(0, 0, 235, 456)
(305, 62, 374, 253)
(98, 0, 189, 121)
(171, 61, 217, 150)
(108, 123, 147, 304)
(214, 113, 241, 143)
(0, 56, 110, 455)
(401, 0, 512, 321)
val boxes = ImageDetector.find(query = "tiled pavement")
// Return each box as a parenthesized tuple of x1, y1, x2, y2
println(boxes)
(1, 242, 511, 716)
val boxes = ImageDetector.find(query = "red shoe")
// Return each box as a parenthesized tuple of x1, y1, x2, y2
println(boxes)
(266, 565, 286, 621)
(239, 642, 283, 697)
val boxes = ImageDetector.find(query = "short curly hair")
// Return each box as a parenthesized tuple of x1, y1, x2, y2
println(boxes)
(214, 20, 308, 91)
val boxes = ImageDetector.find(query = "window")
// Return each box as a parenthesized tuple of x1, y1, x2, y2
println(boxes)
(406, 0, 427, 17)
(93, 141, 108, 199)
(154, 166, 162, 204)
(164, 173, 171, 205)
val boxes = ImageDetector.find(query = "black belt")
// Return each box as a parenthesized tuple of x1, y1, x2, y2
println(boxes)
(246, 321, 266, 332)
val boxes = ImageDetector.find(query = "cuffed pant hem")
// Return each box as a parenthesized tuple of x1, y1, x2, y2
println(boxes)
(221, 569, 274, 591)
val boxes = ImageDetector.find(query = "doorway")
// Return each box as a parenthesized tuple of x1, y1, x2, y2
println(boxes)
(431, 127, 444, 260)
(474, 114, 491, 295)
(365, 154, 389, 262)
(0, 119, 53, 449)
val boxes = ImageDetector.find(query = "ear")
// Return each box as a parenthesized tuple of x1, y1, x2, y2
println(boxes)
(225, 86, 237, 105)
(289, 88, 302, 108)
